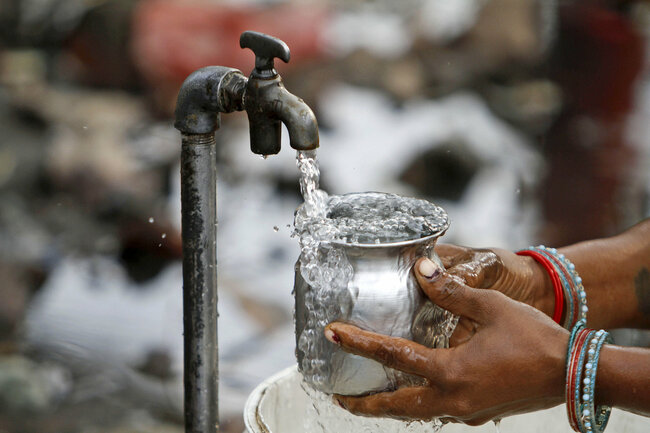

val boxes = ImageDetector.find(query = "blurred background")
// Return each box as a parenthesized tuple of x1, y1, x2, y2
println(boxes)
(0, 0, 649, 432)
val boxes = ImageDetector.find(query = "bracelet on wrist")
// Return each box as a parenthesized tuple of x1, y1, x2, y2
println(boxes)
(537, 246, 588, 329)
(579, 329, 613, 432)
(517, 246, 587, 329)
(516, 248, 564, 324)
(565, 320, 613, 433)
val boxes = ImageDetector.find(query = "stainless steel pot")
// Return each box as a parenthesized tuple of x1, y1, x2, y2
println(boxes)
(294, 209, 453, 396)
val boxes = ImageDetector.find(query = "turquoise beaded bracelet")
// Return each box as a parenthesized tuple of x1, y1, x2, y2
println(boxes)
(565, 321, 613, 433)
(578, 329, 613, 433)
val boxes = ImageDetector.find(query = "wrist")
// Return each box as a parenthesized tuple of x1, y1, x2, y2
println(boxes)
(594, 344, 650, 415)
(547, 327, 571, 401)
(594, 344, 615, 408)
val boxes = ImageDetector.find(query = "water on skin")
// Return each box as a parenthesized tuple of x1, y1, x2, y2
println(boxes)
(301, 380, 444, 433)
(294, 150, 453, 431)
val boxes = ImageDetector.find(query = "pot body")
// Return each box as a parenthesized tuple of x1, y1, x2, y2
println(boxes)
(294, 235, 455, 396)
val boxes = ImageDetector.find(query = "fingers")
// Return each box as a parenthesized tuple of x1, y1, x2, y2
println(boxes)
(324, 322, 444, 378)
(436, 245, 502, 289)
(445, 262, 485, 288)
(434, 244, 468, 268)
(415, 257, 492, 322)
(335, 387, 440, 420)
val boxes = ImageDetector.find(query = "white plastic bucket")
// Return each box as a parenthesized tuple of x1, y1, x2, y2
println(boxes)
(244, 366, 648, 433)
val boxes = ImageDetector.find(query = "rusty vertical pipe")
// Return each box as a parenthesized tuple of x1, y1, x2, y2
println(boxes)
(180, 133, 219, 433)
(175, 66, 245, 433)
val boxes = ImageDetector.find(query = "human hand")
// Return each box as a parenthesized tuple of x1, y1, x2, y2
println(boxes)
(324, 257, 569, 425)
(435, 244, 555, 317)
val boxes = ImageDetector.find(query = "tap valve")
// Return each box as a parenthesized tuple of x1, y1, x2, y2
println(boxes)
(240, 31, 291, 79)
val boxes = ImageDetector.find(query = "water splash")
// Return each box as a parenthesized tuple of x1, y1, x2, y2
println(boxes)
(294, 149, 455, 428)
(294, 150, 349, 388)
(300, 379, 443, 433)
(296, 150, 328, 219)
(294, 151, 448, 245)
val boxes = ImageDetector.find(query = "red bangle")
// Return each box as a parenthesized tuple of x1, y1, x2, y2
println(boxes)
(517, 250, 564, 324)
(542, 252, 579, 328)
(565, 328, 592, 431)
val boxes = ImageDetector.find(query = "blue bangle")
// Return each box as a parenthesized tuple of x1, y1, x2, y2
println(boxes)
(535, 247, 576, 328)
(546, 246, 589, 323)
(566, 319, 587, 364)
(536, 245, 588, 328)
(575, 329, 597, 430)
(579, 330, 613, 433)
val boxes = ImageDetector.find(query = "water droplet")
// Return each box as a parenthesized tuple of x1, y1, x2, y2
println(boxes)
(515, 188, 521, 194)
(273, 226, 279, 232)
(148, 217, 154, 223)
(82, 125, 88, 130)
(161, 233, 167, 239)
(158, 243, 162, 247)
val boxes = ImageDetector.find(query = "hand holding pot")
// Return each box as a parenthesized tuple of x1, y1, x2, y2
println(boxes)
(325, 257, 568, 425)
(435, 244, 556, 317)
(436, 218, 650, 330)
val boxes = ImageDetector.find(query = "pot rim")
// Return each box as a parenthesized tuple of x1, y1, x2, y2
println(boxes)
(330, 226, 448, 249)
(303, 191, 450, 249)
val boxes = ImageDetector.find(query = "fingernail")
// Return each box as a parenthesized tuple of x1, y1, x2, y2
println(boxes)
(324, 328, 341, 344)
(418, 258, 441, 280)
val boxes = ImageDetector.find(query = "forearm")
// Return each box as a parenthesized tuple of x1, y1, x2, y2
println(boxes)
(558, 219, 650, 329)
(596, 344, 650, 416)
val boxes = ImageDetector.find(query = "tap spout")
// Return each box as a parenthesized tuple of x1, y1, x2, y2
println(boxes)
(276, 85, 320, 152)
(244, 77, 319, 155)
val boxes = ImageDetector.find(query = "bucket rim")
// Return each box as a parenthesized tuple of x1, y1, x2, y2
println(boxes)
(244, 365, 298, 433)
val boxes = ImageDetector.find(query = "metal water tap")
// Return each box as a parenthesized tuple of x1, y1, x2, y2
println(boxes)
(174, 31, 319, 433)
(240, 31, 319, 154)
(175, 31, 319, 154)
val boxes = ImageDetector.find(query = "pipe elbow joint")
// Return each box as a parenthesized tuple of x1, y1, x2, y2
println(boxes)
(174, 66, 246, 135)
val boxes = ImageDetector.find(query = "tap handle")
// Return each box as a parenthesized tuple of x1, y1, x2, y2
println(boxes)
(240, 31, 290, 77)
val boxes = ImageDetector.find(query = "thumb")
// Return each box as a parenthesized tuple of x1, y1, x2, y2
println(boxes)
(415, 257, 489, 322)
